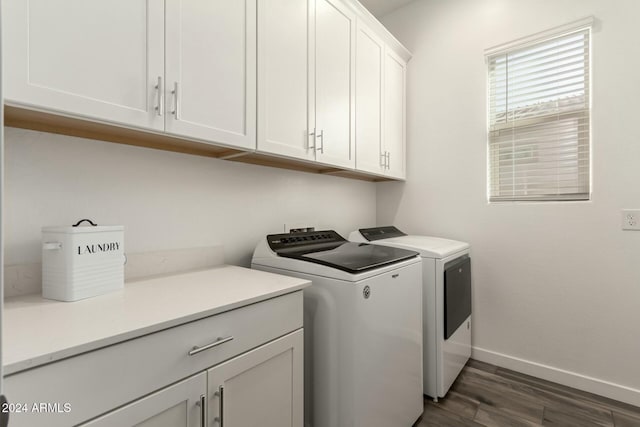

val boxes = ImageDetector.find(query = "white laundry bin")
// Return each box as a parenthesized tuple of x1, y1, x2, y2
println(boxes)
(42, 219, 125, 301)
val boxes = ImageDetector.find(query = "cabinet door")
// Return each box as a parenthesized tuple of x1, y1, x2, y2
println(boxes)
(257, 0, 315, 161)
(80, 373, 206, 427)
(208, 330, 303, 427)
(384, 48, 407, 179)
(3, 0, 164, 131)
(314, 0, 355, 168)
(354, 21, 385, 175)
(165, 0, 256, 150)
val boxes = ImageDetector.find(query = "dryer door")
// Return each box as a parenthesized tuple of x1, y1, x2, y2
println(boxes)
(444, 256, 471, 340)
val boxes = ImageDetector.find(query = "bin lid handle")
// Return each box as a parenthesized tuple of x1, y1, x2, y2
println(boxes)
(72, 219, 98, 227)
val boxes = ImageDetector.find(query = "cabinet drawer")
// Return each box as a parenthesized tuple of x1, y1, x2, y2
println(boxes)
(4, 291, 303, 427)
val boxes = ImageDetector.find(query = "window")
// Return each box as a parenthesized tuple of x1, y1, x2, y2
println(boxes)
(486, 20, 592, 202)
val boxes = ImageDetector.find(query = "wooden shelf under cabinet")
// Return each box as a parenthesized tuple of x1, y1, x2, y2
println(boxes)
(5, 106, 394, 183)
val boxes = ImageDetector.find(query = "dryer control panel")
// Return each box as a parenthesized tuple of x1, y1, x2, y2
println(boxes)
(359, 226, 407, 241)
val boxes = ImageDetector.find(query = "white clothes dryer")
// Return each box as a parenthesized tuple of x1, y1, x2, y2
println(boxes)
(252, 230, 423, 427)
(350, 226, 471, 401)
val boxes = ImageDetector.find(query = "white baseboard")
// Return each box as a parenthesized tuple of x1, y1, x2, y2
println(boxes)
(472, 346, 640, 407)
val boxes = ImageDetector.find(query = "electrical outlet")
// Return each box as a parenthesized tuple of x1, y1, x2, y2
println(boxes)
(621, 209, 640, 230)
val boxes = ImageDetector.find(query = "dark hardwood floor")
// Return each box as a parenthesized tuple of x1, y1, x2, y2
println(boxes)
(413, 360, 640, 427)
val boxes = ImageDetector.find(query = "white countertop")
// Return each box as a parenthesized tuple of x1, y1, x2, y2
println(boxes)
(3, 265, 310, 376)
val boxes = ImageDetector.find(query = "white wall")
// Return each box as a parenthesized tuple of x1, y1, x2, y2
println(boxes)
(5, 127, 375, 272)
(379, 0, 640, 405)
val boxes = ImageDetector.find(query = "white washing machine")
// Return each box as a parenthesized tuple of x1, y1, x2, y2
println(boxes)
(252, 230, 423, 427)
(350, 226, 471, 401)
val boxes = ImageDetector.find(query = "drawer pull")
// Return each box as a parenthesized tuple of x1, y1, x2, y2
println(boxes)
(188, 336, 234, 356)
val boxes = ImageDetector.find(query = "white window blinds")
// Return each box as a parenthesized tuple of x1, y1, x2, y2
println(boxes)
(487, 26, 591, 202)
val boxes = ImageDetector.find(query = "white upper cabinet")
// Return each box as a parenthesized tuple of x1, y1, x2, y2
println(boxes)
(4, 0, 256, 150)
(313, 0, 355, 168)
(354, 22, 384, 175)
(257, 0, 314, 161)
(165, 0, 256, 149)
(4, 0, 165, 131)
(354, 19, 407, 179)
(258, 0, 355, 168)
(383, 48, 407, 179)
(4, 0, 409, 180)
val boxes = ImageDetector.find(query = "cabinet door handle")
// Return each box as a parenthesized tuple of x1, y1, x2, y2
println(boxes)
(188, 336, 234, 356)
(386, 151, 391, 169)
(214, 386, 224, 426)
(380, 151, 386, 167)
(309, 128, 316, 150)
(197, 394, 206, 427)
(172, 81, 180, 120)
(317, 129, 324, 153)
(154, 76, 163, 116)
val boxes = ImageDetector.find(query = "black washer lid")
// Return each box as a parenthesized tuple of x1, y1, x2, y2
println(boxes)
(267, 230, 418, 274)
(359, 226, 407, 241)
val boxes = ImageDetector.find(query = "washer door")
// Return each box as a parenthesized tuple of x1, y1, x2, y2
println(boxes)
(444, 256, 471, 340)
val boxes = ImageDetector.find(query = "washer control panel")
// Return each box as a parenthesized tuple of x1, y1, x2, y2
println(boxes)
(267, 230, 346, 252)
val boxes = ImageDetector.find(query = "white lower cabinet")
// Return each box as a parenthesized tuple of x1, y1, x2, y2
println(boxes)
(81, 331, 303, 427)
(208, 330, 303, 427)
(4, 291, 304, 427)
(80, 373, 206, 427)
